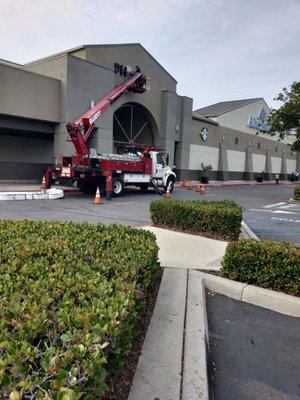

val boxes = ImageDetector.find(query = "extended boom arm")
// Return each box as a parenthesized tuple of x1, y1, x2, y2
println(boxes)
(66, 69, 147, 157)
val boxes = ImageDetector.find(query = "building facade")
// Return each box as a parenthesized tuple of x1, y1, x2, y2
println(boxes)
(0, 44, 299, 181)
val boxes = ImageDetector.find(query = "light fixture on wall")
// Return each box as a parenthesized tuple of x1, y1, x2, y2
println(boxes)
(248, 141, 251, 147)
(222, 135, 225, 141)
(175, 124, 179, 132)
(267, 146, 270, 151)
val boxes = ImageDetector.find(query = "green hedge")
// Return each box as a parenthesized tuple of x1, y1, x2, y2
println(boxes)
(294, 185, 300, 200)
(150, 199, 242, 240)
(0, 220, 159, 399)
(221, 239, 300, 295)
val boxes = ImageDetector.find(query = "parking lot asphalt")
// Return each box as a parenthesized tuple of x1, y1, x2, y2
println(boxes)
(0, 184, 299, 244)
(207, 292, 300, 400)
(199, 184, 300, 245)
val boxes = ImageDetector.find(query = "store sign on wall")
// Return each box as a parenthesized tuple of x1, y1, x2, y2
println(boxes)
(248, 107, 271, 133)
(200, 127, 209, 141)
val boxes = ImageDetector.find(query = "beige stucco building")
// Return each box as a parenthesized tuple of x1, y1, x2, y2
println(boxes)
(0, 44, 299, 181)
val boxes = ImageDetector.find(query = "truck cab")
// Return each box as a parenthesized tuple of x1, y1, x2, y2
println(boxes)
(150, 151, 176, 191)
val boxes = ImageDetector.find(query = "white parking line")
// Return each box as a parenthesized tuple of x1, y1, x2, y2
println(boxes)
(114, 201, 138, 206)
(249, 209, 273, 213)
(249, 209, 297, 215)
(279, 204, 300, 211)
(263, 202, 286, 208)
(270, 216, 300, 223)
(273, 210, 297, 214)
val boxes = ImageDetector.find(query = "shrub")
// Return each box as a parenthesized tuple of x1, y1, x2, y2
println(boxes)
(201, 163, 213, 173)
(221, 239, 300, 295)
(150, 199, 242, 240)
(0, 220, 159, 399)
(294, 185, 300, 200)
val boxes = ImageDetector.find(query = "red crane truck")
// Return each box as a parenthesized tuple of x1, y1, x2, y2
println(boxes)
(44, 66, 176, 200)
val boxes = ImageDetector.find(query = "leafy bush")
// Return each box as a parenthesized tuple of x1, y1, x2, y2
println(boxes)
(201, 163, 213, 172)
(221, 239, 300, 295)
(0, 220, 159, 399)
(150, 199, 242, 240)
(294, 185, 300, 200)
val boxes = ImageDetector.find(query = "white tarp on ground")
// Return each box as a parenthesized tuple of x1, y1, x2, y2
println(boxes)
(0, 188, 64, 201)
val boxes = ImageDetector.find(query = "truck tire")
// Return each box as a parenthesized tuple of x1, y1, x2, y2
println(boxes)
(139, 183, 149, 193)
(112, 178, 124, 197)
(165, 176, 175, 193)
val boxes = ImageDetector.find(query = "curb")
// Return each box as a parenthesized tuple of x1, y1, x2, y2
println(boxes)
(241, 220, 258, 239)
(0, 188, 80, 194)
(128, 268, 187, 400)
(203, 272, 300, 318)
(0, 188, 64, 201)
(182, 270, 209, 400)
(128, 269, 299, 400)
(175, 182, 292, 189)
(289, 198, 300, 204)
(186, 271, 300, 398)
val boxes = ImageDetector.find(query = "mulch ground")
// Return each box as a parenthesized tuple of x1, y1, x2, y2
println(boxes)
(102, 269, 163, 400)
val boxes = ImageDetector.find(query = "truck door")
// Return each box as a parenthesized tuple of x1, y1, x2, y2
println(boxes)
(152, 153, 168, 179)
(153, 152, 165, 179)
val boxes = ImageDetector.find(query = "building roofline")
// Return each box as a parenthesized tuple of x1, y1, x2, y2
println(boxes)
(0, 62, 61, 82)
(196, 98, 266, 118)
(192, 112, 219, 125)
(211, 98, 264, 117)
(24, 43, 177, 83)
(0, 58, 23, 68)
(24, 45, 85, 66)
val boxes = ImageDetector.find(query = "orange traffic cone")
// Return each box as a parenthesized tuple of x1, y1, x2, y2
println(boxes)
(163, 182, 172, 198)
(40, 174, 47, 189)
(93, 187, 103, 204)
(196, 184, 205, 195)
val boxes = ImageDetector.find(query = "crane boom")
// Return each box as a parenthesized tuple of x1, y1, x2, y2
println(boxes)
(66, 69, 147, 158)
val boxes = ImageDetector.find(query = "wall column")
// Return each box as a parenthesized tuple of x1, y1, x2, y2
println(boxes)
(244, 146, 254, 181)
(54, 124, 74, 158)
(160, 91, 178, 168)
(174, 95, 193, 181)
(218, 141, 229, 181)
(264, 150, 272, 181)
(296, 151, 300, 171)
(280, 151, 287, 180)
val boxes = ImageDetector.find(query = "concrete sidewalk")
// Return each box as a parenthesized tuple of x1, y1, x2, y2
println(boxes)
(128, 268, 210, 400)
(176, 179, 296, 188)
(128, 227, 226, 400)
(141, 226, 227, 270)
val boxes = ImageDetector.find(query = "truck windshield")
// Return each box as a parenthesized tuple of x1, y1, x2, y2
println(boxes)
(157, 153, 169, 166)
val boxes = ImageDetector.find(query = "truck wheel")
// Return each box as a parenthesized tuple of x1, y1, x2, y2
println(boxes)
(139, 183, 149, 193)
(165, 177, 175, 193)
(112, 178, 124, 197)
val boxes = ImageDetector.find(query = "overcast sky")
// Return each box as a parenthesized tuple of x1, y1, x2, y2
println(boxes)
(0, 0, 299, 109)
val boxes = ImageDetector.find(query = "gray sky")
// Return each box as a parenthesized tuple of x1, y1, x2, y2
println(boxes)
(0, 0, 299, 109)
